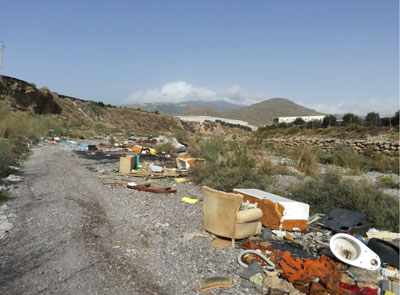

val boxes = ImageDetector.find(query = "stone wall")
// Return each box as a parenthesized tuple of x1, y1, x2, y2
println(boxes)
(263, 137, 399, 157)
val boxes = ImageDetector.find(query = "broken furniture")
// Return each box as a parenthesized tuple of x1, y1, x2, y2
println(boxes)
(319, 208, 369, 235)
(202, 186, 263, 247)
(126, 182, 177, 194)
(233, 188, 309, 231)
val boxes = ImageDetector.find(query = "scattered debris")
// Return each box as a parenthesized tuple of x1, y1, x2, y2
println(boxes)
(52, 137, 400, 294)
(238, 260, 262, 280)
(174, 178, 187, 183)
(132, 145, 157, 155)
(210, 238, 233, 248)
(181, 197, 198, 204)
(367, 238, 399, 268)
(149, 164, 163, 173)
(155, 135, 186, 150)
(367, 229, 400, 241)
(319, 208, 369, 235)
(5, 175, 23, 182)
(198, 277, 232, 292)
(127, 182, 177, 194)
(238, 249, 276, 271)
(176, 155, 205, 171)
(181, 232, 208, 242)
(259, 274, 304, 295)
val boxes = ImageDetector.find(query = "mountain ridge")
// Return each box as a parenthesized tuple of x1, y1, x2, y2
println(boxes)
(161, 97, 323, 126)
(221, 98, 323, 126)
(128, 97, 323, 126)
(128, 100, 244, 115)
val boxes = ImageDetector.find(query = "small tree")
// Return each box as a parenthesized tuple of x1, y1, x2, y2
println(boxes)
(381, 117, 392, 127)
(322, 115, 337, 128)
(293, 117, 306, 126)
(365, 112, 380, 126)
(392, 110, 399, 126)
(306, 119, 322, 129)
(342, 113, 361, 125)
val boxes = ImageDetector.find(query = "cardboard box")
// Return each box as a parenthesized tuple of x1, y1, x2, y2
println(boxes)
(233, 188, 309, 231)
(119, 156, 134, 174)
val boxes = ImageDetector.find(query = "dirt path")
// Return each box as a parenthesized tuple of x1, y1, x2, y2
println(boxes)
(0, 145, 256, 294)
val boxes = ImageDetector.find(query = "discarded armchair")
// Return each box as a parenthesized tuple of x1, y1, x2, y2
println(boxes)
(202, 186, 263, 246)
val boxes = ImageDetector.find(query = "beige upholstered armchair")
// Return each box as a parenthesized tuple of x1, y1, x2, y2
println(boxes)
(202, 186, 263, 246)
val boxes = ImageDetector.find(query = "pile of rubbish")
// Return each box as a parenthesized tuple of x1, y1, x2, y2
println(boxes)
(199, 188, 399, 294)
(234, 227, 399, 295)
(52, 136, 399, 294)
(52, 136, 205, 195)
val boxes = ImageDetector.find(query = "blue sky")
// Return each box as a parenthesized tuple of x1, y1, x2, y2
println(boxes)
(1, 0, 398, 115)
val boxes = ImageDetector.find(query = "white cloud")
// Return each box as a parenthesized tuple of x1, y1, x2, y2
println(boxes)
(124, 81, 259, 105)
(125, 81, 399, 117)
(308, 97, 399, 117)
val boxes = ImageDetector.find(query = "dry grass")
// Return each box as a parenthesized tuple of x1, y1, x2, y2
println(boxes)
(296, 145, 319, 175)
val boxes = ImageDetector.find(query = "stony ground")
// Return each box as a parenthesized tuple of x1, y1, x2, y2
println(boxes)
(0, 145, 261, 295)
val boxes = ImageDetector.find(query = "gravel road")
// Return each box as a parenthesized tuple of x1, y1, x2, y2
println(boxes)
(0, 145, 258, 294)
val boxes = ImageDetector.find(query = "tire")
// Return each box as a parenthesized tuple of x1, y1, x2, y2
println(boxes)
(367, 238, 399, 268)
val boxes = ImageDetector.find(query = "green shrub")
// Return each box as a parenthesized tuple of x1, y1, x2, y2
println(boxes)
(0, 190, 11, 206)
(155, 142, 177, 157)
(377, 176, 400, 189)
(289, 170, 399, 231)
(286, 126, 300, 135)
(39, 86, 52, 94)
(345, 123, 360, 131)
(0, 140, 13, 177)
(87, 101, 104, 116)
(330, 145, 368, 170)
(32, 116, 64, 137)
(228, 146, 255, 169)
(94, 122, 106, 133)
(189, 163, 270, 192)
(296, 146, 319, 175)
(258, 157, 295, 176)
(189, 143, 271, 192)
(193, 137, 227, 162)
(258, 157, 274, 174)
(369, 153, 399, 174)
(174, 130, 189, 143)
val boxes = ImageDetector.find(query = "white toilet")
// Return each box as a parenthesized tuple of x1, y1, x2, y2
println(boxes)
(330, 233, 381, 271)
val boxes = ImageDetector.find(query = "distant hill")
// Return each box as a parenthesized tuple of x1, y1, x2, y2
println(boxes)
(220, 98, 323, 126)
(131, 97, 324, 126)
(183, 107, 221, 117)
(129, 100, 243, 115)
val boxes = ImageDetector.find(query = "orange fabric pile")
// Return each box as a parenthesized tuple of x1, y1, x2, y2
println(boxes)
(241, 240, 380, 295)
